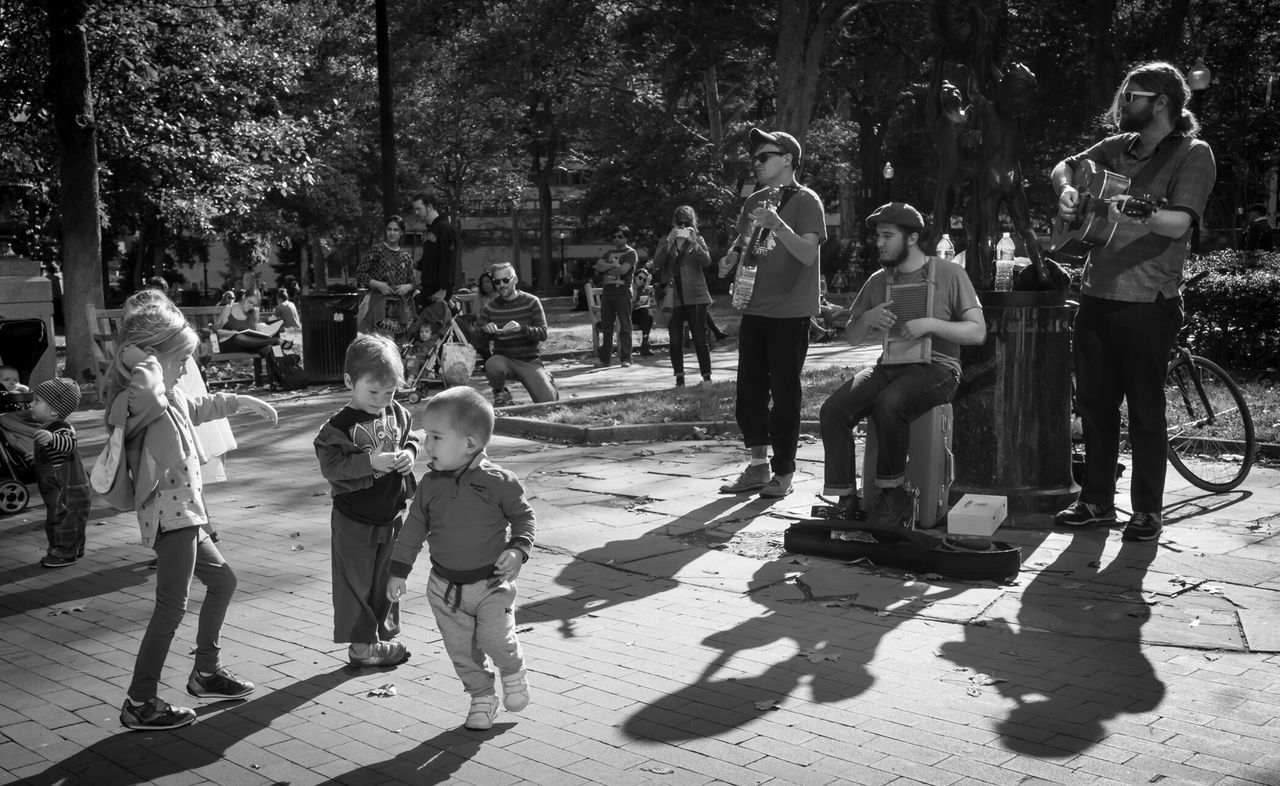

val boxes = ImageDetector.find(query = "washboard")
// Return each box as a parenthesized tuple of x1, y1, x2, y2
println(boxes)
(882, 261, 935, 365)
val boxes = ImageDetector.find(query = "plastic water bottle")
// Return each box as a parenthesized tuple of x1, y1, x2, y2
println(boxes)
(936, 234, 955, 262)
(996, 232, 1016, 261)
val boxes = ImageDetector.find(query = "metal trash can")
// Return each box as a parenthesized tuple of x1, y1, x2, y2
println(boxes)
(300, 293, 361, 383)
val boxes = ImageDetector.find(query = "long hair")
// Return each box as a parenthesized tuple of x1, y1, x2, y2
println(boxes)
(1109, 61, 1201, 137)
(674, 205, 699, 228)
(105, 302, 198, 404)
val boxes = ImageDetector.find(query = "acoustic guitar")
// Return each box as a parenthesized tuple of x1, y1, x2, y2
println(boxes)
(1050, 160, 1164, 265)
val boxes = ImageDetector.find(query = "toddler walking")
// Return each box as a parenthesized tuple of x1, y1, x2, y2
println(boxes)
(29, 378, 91, 568)
(107, 301, 278, 730)
(386, 386, 535, 730)
(314, 333, 418, 667)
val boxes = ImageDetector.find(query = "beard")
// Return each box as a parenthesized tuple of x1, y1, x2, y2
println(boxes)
(879, 244, 909, 268)
(1119, 103, 1154, 132)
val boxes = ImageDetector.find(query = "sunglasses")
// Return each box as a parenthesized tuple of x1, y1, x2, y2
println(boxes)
(493, 276, 514, 285)
(1122, 90, 1157, 105)
(753, 150, 787, 164)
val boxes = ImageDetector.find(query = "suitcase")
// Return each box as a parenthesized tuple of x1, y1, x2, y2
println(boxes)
(863, 402, 953, 529)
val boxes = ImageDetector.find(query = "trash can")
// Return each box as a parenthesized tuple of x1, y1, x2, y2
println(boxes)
(300, 293, 362, 382)
(952, 290, 1077, 498)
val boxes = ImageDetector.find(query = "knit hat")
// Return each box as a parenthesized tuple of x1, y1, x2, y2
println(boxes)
(32, 378, 81, 420)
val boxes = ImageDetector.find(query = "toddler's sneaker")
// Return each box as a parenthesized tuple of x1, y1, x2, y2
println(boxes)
(501, 670, 529, 712)
(464, 694, 499, 731)
(187, 667, 255, 699)
(120, 697, 196, 731)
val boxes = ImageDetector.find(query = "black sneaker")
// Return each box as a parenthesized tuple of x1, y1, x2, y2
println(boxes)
(120, 697, 196, 731)
(1053, 501, 1117, 528)
(1122, 512, 1163, 542)
(40, 553, 77, 569)
(187, 667, 255, 699)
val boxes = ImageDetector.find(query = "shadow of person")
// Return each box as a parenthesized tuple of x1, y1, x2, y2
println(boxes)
(526, 494, 781, 638)
(0, 559, 154, 618)
(622, 558, 973, 743)
(25, 667, 364, 785)
(317, 723, 514, 785)
(940, 529, 1163, 757)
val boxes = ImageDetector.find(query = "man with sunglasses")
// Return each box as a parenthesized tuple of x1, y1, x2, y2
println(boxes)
(717, 127, 827, 498)
(478, 263, 558, 406)
(1049, 62, 1216, 543)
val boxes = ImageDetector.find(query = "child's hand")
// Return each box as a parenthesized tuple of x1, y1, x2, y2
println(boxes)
(391, 449, 415, 474)
(493, 549, 524, 582)
(121, 344, 151, 369)
(33, 429, 53, 446)
(387, 577, 407, 602)
(369, 451, 398, 473)
(237, 395, 279, 426)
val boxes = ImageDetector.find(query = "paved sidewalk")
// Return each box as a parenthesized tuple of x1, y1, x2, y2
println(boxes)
(2, 345, 1279, 785)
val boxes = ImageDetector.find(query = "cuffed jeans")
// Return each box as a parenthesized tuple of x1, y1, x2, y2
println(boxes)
(667, 303, 710, 379)
(427, 571, 525, 697)
(128, 526, 236, 702)
(1074, 294, 1182, 513)
(485, 355, 559, 403)
(735, 315, 810, 476)
(37, 459, 91, 558)
(820, 362, 958, 495)
(598, 286, 633, 363)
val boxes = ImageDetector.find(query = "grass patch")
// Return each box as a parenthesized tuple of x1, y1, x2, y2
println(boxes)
(532, 365, 863, 427)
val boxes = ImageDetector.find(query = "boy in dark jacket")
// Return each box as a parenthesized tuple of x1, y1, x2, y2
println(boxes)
(315, 334, 420, 667)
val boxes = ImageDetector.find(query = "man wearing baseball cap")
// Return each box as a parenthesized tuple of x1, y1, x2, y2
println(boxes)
(717, 127, 827, 499)
(818, 202, 985, 527)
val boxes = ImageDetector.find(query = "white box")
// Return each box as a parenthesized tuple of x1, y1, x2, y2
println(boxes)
(948, 494, 1008, 537)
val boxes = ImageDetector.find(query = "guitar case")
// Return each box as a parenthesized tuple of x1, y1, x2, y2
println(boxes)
(783, 520, 1021, 582)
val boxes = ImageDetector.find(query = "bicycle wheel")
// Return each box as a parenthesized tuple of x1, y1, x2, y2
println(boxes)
(1165, 355, 1255, 492)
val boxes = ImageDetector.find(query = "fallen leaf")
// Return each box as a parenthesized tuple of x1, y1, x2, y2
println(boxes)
(970, 674, 1006, 686)
(367, 684, 397, 697)
(290, 532, 301, 538)
(633, 448, 656, 457)
(753, 699, 781, 711)
(291, 544, 304, 551)
(516, 625, 534, 633)
(48, 603, 87, 616)
(965, 686, 982, 697)
(641, 766, 676, 775)
(798, 649, 841, 663)
(1202, 586, 1224, 595)
(1189, 616, 1201, 627)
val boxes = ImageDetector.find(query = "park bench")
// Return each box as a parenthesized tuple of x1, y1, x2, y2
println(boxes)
(85, 304, 267, 400)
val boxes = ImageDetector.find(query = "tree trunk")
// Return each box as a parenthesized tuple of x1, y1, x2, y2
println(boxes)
(774, 1, 816, 139)
(45, 0, 102, 384)
(837, 88, 857, 242)
(703, 66, 724, 175)
(1089, 0, 1119, 109)
(1155, 0, 1191, 62)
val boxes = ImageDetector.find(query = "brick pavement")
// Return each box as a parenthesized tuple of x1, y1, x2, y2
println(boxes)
(2, 346, 1280, 785)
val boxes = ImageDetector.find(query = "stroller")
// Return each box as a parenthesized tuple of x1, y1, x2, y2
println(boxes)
(396, 298, 478, 405)
(0, 317, 50, 515)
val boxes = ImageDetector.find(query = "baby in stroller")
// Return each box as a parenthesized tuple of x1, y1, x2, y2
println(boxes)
(395, 299, 477, 404)
(0, 366, 37, 515)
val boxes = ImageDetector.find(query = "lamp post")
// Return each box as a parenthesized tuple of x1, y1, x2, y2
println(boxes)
(1187, 60, 1211, 253)
(883, 162, 895, 202)
(557, 230, 567, 287)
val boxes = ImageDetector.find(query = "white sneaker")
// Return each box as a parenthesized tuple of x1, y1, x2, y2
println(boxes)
(501, 670, 529, 712)
(464, 694, 499, 730)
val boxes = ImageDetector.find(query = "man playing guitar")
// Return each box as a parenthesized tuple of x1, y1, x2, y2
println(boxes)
(1049, 61, 1216, 543)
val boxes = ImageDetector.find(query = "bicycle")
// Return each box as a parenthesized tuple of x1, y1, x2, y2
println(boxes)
(1162, 271, 1255, 492)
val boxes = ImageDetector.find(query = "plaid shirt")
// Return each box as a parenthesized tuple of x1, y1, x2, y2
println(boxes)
(1064, 132, 1216, 302)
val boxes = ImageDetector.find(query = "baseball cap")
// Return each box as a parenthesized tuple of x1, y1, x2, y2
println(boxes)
(749, 128, 802, 164)
(866, 202, 925, 233)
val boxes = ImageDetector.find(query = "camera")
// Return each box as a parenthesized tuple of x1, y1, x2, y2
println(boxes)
(674, 227, 692, 240)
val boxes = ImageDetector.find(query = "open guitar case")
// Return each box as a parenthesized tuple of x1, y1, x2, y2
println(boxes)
(784, 519, 1022, 582)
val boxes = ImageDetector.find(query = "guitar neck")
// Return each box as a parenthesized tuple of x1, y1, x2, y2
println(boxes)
(1077, 195, 1117, 217)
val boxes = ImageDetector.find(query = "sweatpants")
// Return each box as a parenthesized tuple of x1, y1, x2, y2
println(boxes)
(427, 571, 525, 697)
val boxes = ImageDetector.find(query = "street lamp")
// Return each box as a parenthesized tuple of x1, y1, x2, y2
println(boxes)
(557, 230, 567, 286)
(883, 162, 895, 201)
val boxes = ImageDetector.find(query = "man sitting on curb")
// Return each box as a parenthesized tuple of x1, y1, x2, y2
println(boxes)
(819, 202, 985, 527)
(478, 263, 559, 407)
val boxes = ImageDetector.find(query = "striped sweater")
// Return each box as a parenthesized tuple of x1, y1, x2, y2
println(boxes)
(34, 419, 78, 465)
(478, 291, 549, 361)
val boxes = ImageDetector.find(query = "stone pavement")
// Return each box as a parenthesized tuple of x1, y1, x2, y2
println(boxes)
(2, 342, 1280, 785)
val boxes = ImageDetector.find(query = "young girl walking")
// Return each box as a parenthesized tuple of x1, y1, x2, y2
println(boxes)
(105, 300, 278, 730)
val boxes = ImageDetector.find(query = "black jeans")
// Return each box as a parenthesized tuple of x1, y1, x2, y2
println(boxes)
(735, 314, 810, 475)
(1073, 294, 1182, 513)
(667, 303, 710, 378)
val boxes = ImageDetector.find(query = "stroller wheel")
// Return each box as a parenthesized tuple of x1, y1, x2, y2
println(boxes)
(406, 391, 422, 405)
(0, 479, 28, 516)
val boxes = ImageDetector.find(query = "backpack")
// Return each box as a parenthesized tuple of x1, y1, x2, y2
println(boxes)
(267, 352, 309, 391)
